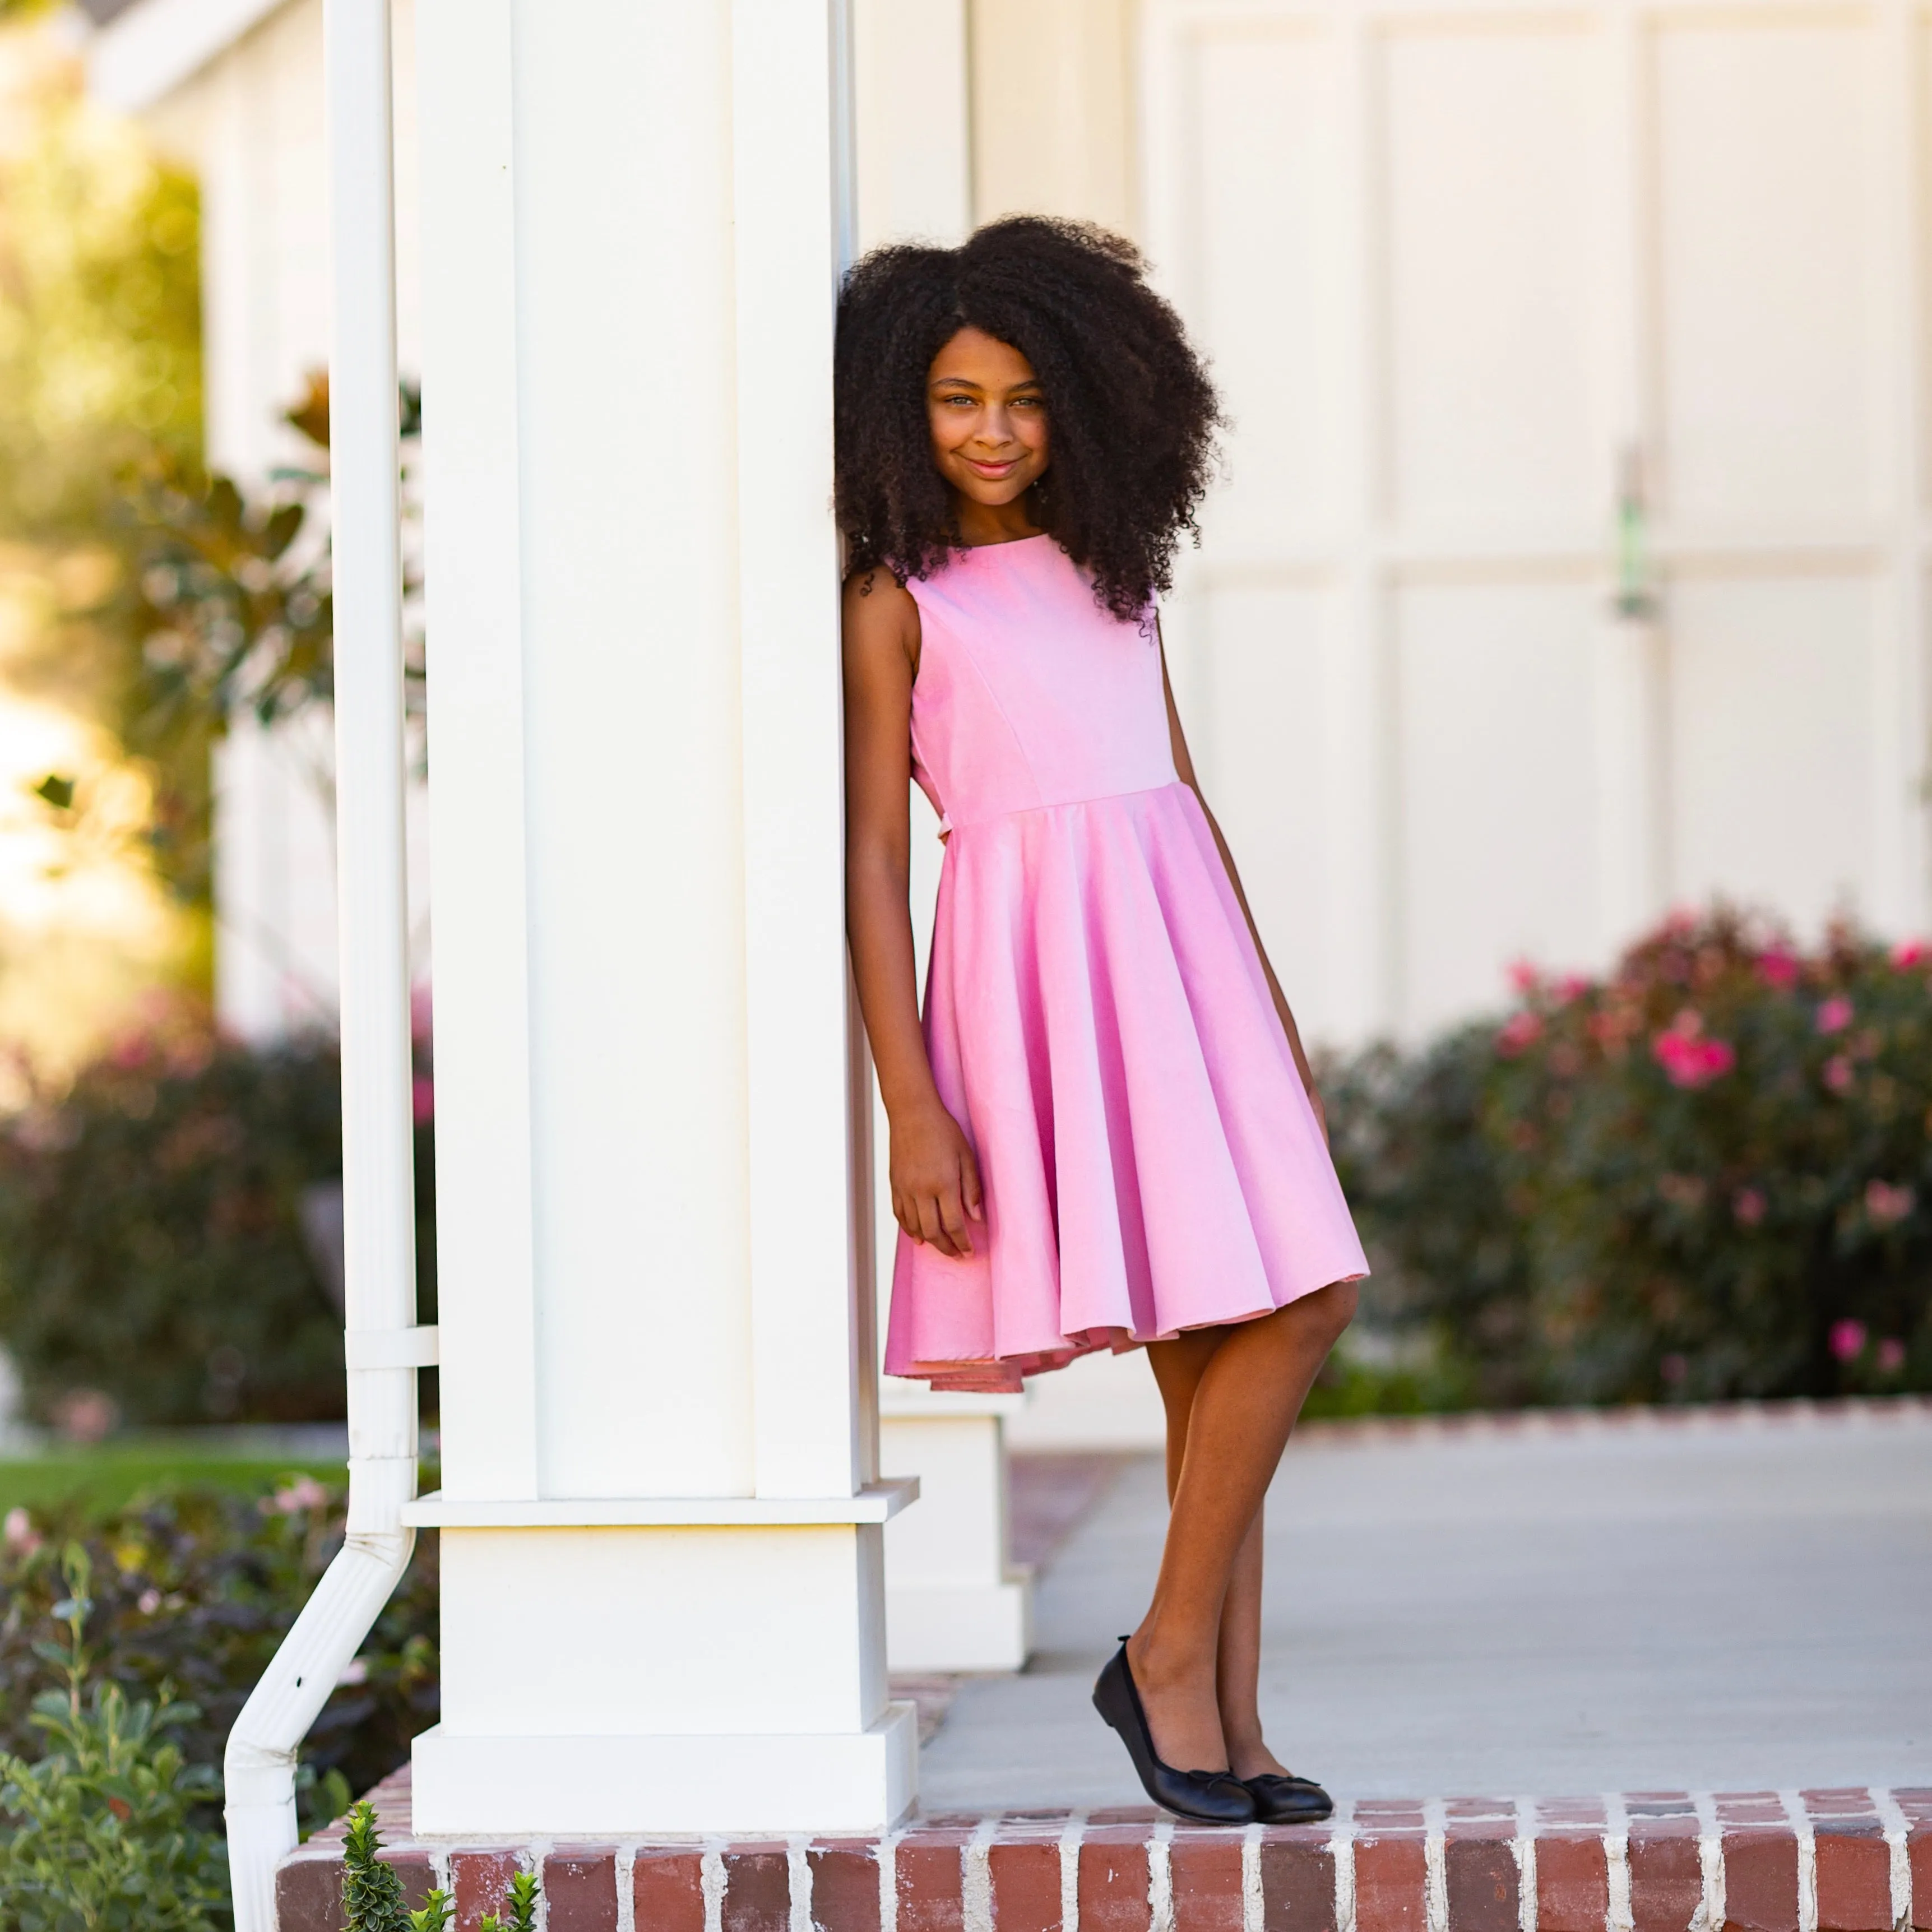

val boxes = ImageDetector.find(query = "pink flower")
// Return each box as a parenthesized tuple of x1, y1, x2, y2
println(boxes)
(1877, 1338, 1907, 1374)
(137, 1588, 162, 1615)
(1890, 938, 1930, 970)
(1823, 1055, 1854, 1094)
(1496, 1010, 1544, 1056)
(411, 1075, 435, 1125)
(1651, 1011, 1735, 1088)
(1755, 947, 1800, 989)
(1554, 973, 1593, 1006)
(1732, 1187, 1766, 1227)
(1816, 995, 1854, 1035)
(271, 1475, 330, 1515)
(1829, 1318, 1868, 1362)
(2, 1506, 40, 1556)
(1865, 1180, 1915, 1226)
(1507, 958, 1542, 995)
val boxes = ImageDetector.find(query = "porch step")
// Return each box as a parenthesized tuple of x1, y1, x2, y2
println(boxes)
(275, 1769, 1932, 1932)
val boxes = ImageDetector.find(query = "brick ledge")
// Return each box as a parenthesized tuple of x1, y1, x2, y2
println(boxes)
(276, 1770, 1932, 1932)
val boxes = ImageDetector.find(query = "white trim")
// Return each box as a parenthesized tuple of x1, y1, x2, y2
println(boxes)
(86, 0, 290, 112)
(401, 1477, 919, 1528)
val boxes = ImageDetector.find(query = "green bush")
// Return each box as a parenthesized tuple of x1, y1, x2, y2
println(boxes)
(0, 1545, 230, 1931)
(1327, 907, 1932, 1406)
(1, 1479, 437, 1834)
(0, 1002, 434, 1428)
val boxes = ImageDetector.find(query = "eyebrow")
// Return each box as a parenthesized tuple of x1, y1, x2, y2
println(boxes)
(928, 377, 1044, 393)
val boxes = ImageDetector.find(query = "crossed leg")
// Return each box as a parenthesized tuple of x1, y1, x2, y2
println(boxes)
(1125, 1281, 1357, 1776)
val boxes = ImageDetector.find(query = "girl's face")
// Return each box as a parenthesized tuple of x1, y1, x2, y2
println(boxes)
(926, 327, 1049, 511)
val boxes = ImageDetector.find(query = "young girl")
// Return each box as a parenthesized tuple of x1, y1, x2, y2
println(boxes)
(837, 218, 1367, 1826)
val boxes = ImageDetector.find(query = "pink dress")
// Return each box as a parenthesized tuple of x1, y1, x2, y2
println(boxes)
(883, 535, 1368, 1394)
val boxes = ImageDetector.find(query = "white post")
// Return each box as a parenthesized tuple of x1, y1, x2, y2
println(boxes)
(846, 0, 1036, 1675)
(407, 0, 915, 1836)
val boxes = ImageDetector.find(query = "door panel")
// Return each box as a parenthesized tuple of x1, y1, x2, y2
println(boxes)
(1189, 583, 1339, 1025)
(1394, 582, 1605, 1031)
(1187, 27, 1343, 550)
(1666, 574, 1880, 924)
(1652, 15, 1885, 531)
(1380, 20, 1609, 535)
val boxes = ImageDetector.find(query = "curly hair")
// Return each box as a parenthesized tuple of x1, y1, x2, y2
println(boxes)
(834, 216, 1222, 623)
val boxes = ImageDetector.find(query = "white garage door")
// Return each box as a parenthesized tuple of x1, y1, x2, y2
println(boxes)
(1142, 0, 1929, 1041)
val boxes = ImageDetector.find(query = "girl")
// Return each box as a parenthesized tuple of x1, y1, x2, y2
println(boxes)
(837, 218, 1367, 1826)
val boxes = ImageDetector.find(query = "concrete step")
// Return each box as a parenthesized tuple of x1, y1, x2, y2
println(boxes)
(275, 1769, 1932, 1932)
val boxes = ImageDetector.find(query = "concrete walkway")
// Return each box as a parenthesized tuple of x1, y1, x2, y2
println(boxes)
(920, 1403, 1932, 1808)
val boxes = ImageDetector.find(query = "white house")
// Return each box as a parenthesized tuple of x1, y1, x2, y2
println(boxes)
(76, 0, 1932, 1907)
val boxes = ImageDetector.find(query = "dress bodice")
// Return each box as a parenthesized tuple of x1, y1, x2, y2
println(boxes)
(905, 536, 1176, 833)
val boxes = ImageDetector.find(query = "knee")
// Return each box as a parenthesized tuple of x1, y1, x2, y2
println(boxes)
(1308, 1278, 1358, 1349)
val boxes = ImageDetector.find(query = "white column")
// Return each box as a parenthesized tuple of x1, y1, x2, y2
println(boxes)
(847, 0, 1034, 1676)
(407, 0, 916, 1836)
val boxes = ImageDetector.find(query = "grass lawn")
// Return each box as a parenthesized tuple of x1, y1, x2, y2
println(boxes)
(0, 1445, 349, 1519)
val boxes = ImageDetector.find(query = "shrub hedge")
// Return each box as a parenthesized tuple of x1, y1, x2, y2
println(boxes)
(0, 1477, 436, 1834)
(0, 1000, 433, 1429)
(1325, 906, 1932, 1406)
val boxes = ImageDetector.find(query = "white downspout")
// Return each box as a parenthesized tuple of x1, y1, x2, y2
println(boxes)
(223, 2, 431, 1925)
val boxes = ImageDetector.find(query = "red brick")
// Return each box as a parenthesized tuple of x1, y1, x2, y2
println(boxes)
(809, 1844, 882, 1932)
(1258, 1833, 1336, 1932)
(723, 1847, 793, 1932)
(1812, 1828, 1892, 1932)
(1722, 1830, 1798, 1932)
(453, 1850, 523, 1932)
(1537, 1833, 1609, 1932)
(276, 1851, 350, 1932)
(1079, 1829, 1152, 1932)
(636, 1848, 707, 1932)
(1628, 1823, 1704, 1932)
(989, 1839, 1062, 1932)
(1355, 1833, 1428, 1932)
(544, 1850, 620, 1932)
(1087, 1809, 1160, 1827)
(271, 1841, 433, 1929)
(896, 1833, 967, 1932)
(1445, 1833, 1518, 1932)
(1909, 1827, 1932, 1930)
(1168, 1832, 1246, 1932)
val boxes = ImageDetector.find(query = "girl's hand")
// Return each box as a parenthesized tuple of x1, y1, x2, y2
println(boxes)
(890, 1098, 984, 1258)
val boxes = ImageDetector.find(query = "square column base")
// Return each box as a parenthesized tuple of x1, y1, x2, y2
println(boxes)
(885, 1576, 1031, 1674)
(410, 1703, 918, 1836)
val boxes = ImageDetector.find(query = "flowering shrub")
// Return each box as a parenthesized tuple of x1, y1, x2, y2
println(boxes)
(1326, 908, 1932, 1405)
(0, 1477, 437, 1836)
(0, 998, 434, 1428)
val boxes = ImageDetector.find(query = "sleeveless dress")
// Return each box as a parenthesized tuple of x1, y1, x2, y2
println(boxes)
(882, 535, 1368, 1394)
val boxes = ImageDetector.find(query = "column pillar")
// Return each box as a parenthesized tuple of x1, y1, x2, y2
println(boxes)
(847, 0, 1035, 1677)
(407, 0, 916, 1835)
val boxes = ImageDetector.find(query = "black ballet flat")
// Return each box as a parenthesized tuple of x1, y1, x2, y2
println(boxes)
(1091, 1641, 1256, 1826)
(1244, 1772, 1333, 1825)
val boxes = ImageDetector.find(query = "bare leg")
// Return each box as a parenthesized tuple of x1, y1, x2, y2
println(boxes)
(1146, 1335, 1298, 1780)
(1130, 1282, 1356, 1773)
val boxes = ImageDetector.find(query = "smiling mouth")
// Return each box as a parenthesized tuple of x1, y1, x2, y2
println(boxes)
(965, 456, 1021, 478)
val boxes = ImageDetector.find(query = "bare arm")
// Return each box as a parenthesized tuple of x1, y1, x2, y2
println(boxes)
(1159, 632, 1328, 1139)
(842, 569, 983, 1257)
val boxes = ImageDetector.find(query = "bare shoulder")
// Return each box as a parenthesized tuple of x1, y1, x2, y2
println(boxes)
(842, 566, 920, 676)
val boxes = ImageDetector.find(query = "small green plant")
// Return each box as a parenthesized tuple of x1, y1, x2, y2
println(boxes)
(340, 1799, 409, 1932)
(479, 1870, 540, 1932)
(0, 1544, 230, 1929)
(408, 1890, 454, 1932)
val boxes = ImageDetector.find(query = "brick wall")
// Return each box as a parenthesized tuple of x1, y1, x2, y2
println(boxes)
(276, 1773, 1932, 1932)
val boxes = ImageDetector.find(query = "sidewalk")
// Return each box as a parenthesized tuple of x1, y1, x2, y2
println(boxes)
(923, 1401, 1932, 1809)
